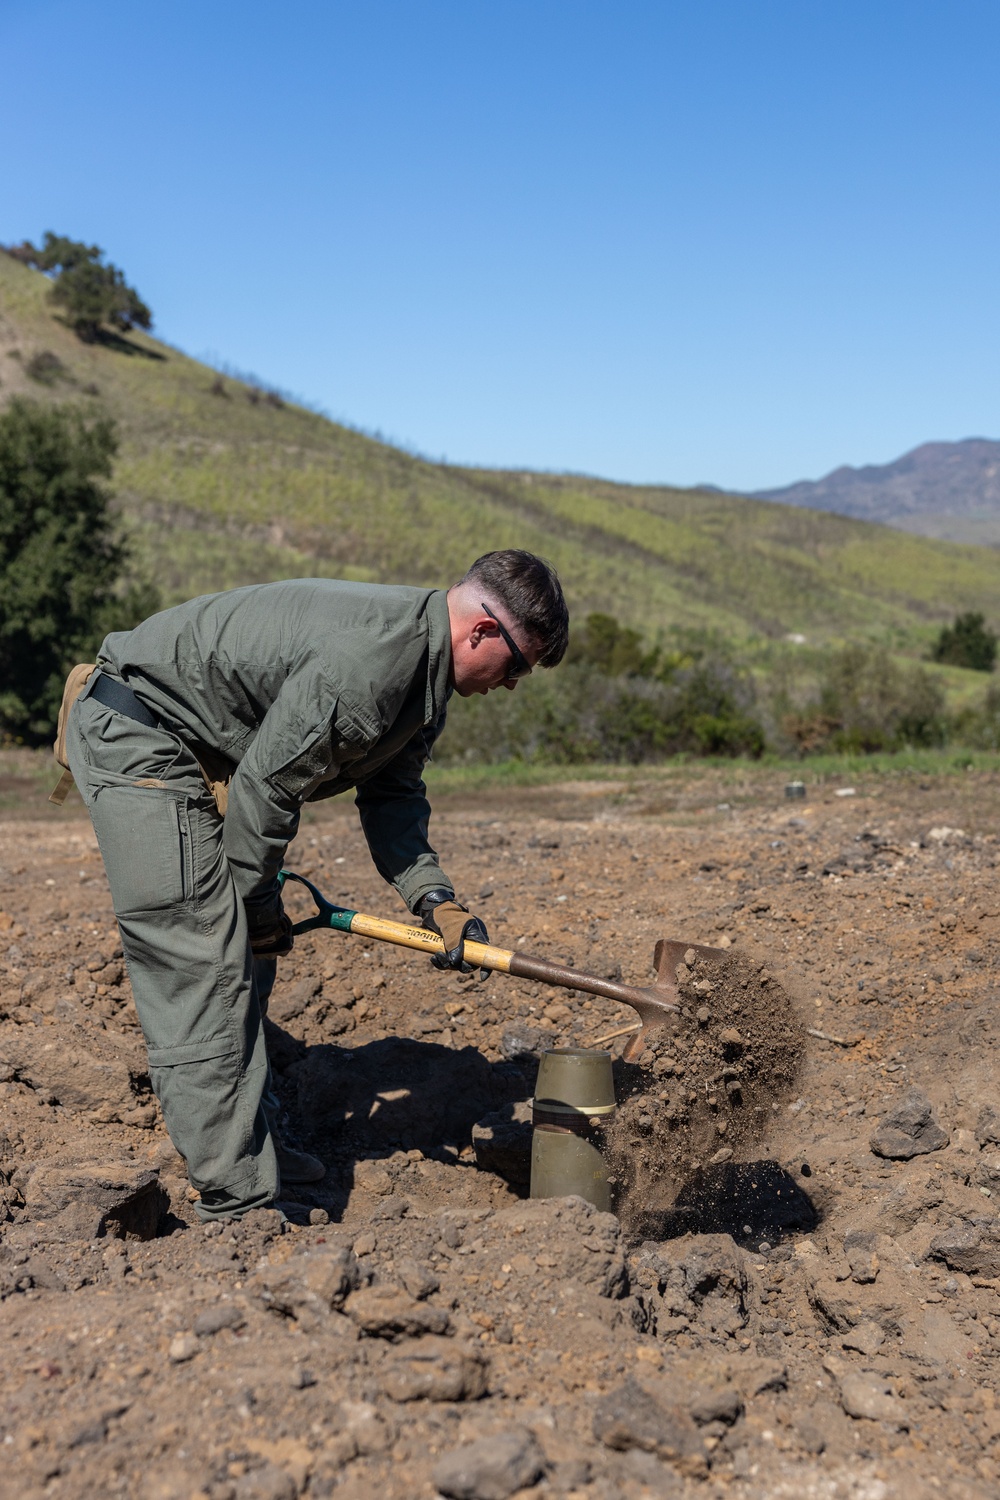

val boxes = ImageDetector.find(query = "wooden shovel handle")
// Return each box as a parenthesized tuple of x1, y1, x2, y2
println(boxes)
(278, 869, 664, 1013)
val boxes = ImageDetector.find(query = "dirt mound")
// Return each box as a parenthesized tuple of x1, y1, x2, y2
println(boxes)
(608, 947, 805, 1223)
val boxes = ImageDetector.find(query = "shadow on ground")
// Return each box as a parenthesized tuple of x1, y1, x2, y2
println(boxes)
(265, 1022, 534, 1222)
(626, 1159, 818, 1248)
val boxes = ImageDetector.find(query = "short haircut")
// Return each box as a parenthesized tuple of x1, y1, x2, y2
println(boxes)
(460, 550, 569, 667)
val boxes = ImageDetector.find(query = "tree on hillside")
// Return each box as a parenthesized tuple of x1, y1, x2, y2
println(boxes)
(930, 612, 997, 672)
(10, 232, 152, 342)
(0, 399, 158, 743)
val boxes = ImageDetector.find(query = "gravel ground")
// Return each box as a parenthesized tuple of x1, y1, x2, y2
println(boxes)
(3, 769, 1000, 1498)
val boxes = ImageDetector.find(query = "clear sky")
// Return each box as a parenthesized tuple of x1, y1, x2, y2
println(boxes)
(1, 0, 998, 491)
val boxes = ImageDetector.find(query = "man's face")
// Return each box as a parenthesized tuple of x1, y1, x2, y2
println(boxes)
(451, 607, 542, 697)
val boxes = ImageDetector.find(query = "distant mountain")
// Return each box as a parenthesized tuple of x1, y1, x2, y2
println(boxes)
(751, 438, 1000, 545)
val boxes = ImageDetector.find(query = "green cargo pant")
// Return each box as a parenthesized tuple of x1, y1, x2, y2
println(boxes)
(67, 684, 280, 1219)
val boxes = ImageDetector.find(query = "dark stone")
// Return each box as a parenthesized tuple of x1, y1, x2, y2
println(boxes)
(976, 1104, 1000, 1148)
(345, 1285, 450, 1340)
(929, 1219, 1000, 1277)
(381, 1335, 489, 1402)
(250, 1246, 359, 1328)
(23, 1161, 167, 1240)
(194, 1301, 246, 1336)
(499, 1027, 547, 1064)
(870, 1089, 949, 1160)
(593, 1376, 707, 1477)
(394, 1256, 439, 1300)
(432, 1429, 545, 1500)
(688, 1386, 743, 1425)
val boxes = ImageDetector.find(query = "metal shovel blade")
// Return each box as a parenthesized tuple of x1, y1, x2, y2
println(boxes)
(621, 938, 732, 1062)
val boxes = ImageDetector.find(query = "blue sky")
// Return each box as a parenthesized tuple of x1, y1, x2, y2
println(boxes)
(1, 0, 998, 490)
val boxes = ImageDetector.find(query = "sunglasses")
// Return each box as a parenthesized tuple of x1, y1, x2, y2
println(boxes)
(481, 602, 532, 680)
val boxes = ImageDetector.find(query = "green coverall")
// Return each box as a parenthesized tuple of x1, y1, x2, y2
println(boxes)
(66, 579, 455, 1219)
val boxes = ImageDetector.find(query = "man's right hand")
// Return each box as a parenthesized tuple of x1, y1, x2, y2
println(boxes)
(246, 898, 294, 957)
(417, 890, 489, 973)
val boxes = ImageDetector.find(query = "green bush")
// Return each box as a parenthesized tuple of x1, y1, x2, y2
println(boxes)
(0, 398, 158, 743)
(782, 643, 947, 754)
(953, 679, 1000, 750)
(930, 612, 997, 672)
(436, 620, 767, 765)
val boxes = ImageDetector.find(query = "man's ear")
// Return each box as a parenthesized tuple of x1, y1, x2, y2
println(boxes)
(468, 613, 493, 648)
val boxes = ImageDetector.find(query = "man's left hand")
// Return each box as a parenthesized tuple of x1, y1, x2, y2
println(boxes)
(246, 898, 294, 957)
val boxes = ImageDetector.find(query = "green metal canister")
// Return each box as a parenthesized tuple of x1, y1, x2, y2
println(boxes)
(530, 1047, 616, 1211)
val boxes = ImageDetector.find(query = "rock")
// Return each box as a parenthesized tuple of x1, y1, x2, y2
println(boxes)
(837, 1370, 909, 1427)
(394, 1256, 439, 1301)
(344, 1284, 450, 1339)
(870, 1088, 949, 1160)
(688, 1386, 743, 1425)
(1, 1027, 147, 1115)
(736, 1359, 788, 1397)
(22, 1160, 167, 1240)
(634, 1233, 752, 1337)
(193, 1301, 246, 1336)
(472, 1100, 532, 1188)
(250, 1247, 360, 1329)
(432, 1429, 545, 1500)
(793, 1400, 852, 1457)
(805, 1269, 867, 1332)
(168, 1334, 199, 1363)
(841, 1319, 885, 1356)
(976, 1104, 1000, 1147)
(66, 1401, 129, 1447)
(976, 1155, 1000, 1192)
(844, 1229, 879, 1283)
(499, 1026, 548, 1062)
(381, 1335, 489, 1402)
(593, 1376, 707, 1477)
(929, 1219, 1000, 1277)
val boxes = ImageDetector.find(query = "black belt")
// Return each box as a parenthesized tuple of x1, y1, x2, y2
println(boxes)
(89, 671, 160, 729)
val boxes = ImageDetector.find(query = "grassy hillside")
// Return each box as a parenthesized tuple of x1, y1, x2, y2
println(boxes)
(3, 249, 1000, 659)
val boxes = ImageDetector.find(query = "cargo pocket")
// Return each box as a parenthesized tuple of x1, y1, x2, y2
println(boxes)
(146, 1037, 256, 1193)
(90, 785, 188, 914)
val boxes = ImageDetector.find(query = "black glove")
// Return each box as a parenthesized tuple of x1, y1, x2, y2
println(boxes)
(245, 897, 294, 957)
(417, 889, 489, 974)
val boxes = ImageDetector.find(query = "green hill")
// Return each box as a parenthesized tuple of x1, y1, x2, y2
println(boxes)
(3, 248, 1000, 657)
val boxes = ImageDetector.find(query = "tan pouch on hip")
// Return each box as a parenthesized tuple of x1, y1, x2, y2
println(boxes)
(49, 663, 97, 805)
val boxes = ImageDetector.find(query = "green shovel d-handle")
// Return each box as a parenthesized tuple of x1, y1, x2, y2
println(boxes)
(278, 869, 356, 933)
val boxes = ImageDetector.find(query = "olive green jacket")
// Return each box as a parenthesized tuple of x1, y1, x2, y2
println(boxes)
(98, 579, 454, 911)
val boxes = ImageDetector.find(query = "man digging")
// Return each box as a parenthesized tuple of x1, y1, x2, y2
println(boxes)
(59, 550, 568, 1221)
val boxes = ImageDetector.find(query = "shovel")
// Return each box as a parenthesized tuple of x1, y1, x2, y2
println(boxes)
(278, 870, 728, 1062)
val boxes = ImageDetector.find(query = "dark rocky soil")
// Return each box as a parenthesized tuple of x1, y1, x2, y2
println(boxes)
(3, 768, 1000, 1498)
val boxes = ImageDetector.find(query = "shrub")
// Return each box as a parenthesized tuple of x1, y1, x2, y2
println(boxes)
(953, 680, 1000, 750)
(25, 350, 66, 386)
(437, 626, 767, 765)
(783, 643, 947, 754)
(930, 612, 997, 672)
(0, 399, 158, 743)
